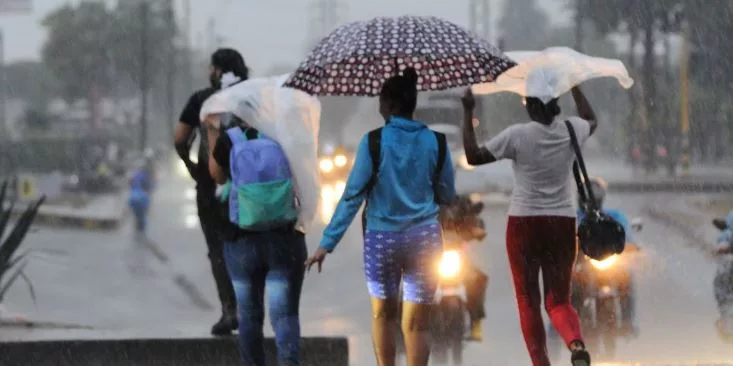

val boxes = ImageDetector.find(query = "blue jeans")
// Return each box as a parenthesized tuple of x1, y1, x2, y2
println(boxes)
(223, 230, 307, 366)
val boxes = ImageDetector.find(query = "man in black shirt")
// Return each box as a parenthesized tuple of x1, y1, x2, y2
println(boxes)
(173, 49, 249, 336)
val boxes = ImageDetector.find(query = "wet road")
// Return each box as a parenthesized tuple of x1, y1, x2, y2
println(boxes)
(306, 190, 733, 365)
(4, 167, 733, 365)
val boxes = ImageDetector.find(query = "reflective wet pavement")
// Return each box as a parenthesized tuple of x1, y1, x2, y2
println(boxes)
(3, 167, 733, 365)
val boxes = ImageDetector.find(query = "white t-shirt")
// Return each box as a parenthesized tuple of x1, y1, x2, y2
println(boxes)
(484, 116, 591, 217)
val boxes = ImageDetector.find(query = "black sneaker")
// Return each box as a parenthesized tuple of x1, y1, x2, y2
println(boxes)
(571, 348, 591, 366)
(211, 314, 238, 336)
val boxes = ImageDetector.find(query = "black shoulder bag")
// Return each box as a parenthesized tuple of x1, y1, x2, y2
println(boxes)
(564, 120, 626, 260)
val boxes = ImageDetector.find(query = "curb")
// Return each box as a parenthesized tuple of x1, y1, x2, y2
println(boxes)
(8, 197, 127, 231)
(609, 180, 733, 193)
(0, 337, 349, 366)
(29, 210, 126, 231)
(0, 317, 94, 330)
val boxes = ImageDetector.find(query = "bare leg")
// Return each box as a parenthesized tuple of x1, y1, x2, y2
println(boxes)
(371, 297, 400, 366)
(401, 301, 432, 366)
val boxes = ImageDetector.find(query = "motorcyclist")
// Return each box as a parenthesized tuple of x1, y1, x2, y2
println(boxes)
(128, 152, 156, 234)
(547, 177, 639, 343)
(438, 195, 489, 341)
(576, 177, 638, 335)
(711, 212, 733, 337)
(396, 194, 489, 363)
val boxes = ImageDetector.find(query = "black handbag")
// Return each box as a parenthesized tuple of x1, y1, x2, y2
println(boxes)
(564, 120, 626, 260)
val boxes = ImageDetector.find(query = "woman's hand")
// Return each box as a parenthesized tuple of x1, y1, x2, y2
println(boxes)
(305, 247, 329, 273)
(461, 88, 476, 111)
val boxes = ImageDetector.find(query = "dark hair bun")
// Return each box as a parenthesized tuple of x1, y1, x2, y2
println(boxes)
(402, 67, 418, 86)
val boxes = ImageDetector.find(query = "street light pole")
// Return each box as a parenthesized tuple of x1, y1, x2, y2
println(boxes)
(575, 0, 584, 52)
(182, 0, 192, 94)
(0, 28, 6, 141)
(164, 0, 175, 145)
(139, 0, 150, 152)
(679, 20, 691, 175)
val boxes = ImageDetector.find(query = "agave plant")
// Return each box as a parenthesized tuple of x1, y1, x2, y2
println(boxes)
(0, 179, 46, 305)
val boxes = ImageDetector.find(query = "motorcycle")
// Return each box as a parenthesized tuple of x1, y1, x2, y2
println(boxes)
(711, 216, 733, 342)
(430, 241, 469, 365)
(568, 217, 643, 359)
(396, 195, 488, 365)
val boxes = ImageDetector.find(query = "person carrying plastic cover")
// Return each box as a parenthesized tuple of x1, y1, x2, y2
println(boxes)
(128, 154, 156, 234)
(207, 109, 306, 364)
(173, 49, 243, 335)
(462, 84, 597, 366)
(305, 67, 456, 366)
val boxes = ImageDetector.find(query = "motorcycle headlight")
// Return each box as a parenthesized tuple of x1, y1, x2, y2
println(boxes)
(335, 180, 346, 197)
(176, 160, 190, 177)
(320, 185, 338, 223)
(320, 184, 335, 201)
(438, 250, 462, 278)
(319, 158, 334, 173)
(588, 254, 618, 271)
(334, 155, 348, 168)
(458, 154, 475, 171)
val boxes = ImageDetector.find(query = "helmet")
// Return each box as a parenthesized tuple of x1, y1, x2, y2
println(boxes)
(578, 177, 607, 210)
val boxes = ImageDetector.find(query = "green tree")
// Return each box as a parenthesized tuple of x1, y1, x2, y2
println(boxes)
(3, 61, 59, 103)
(110, 1, 176, 94)
(23, 107, 51, 132)
(578, 0, 681, 168)
(41, 2, 116, 103)
(498, 0, 551, 50)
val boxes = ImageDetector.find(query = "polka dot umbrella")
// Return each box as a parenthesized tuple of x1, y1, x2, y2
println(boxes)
(283, 15, 517, 97)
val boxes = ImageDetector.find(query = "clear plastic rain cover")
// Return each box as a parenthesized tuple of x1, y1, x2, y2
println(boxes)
(200, 74, 321, 234)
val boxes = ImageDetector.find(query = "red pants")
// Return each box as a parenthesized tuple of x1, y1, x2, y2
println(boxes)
(506, 216, 583, 366)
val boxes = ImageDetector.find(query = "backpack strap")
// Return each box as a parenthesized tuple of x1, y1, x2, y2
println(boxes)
(353, 127, 383, 235)
(226, 127, 247, 144)
(564, 120, 597, 211)
(346, 127, 383, 202)
(432, 131, 448, 204)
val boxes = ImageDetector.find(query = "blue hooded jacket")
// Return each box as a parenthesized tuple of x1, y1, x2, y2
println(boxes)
(717, 211, 733, 246)
(320, 116, 456, 252)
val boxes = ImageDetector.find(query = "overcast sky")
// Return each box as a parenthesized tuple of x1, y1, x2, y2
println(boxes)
(0, 0, 571, 74)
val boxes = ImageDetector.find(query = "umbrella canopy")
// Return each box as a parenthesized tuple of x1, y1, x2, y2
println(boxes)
(471, 47, 634, 102)
(199, 75, 321, 234)
(284, 15, 515, 97)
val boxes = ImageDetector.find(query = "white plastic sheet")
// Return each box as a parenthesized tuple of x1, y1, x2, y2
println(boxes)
(471, 47, 634, 102)
(200, 75, 321, 234)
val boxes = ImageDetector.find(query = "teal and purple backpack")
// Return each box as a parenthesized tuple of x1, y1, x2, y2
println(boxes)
(224, 126, 298, 231)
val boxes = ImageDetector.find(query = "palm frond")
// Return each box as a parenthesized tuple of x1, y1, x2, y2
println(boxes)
(0, 260, 29, 303)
